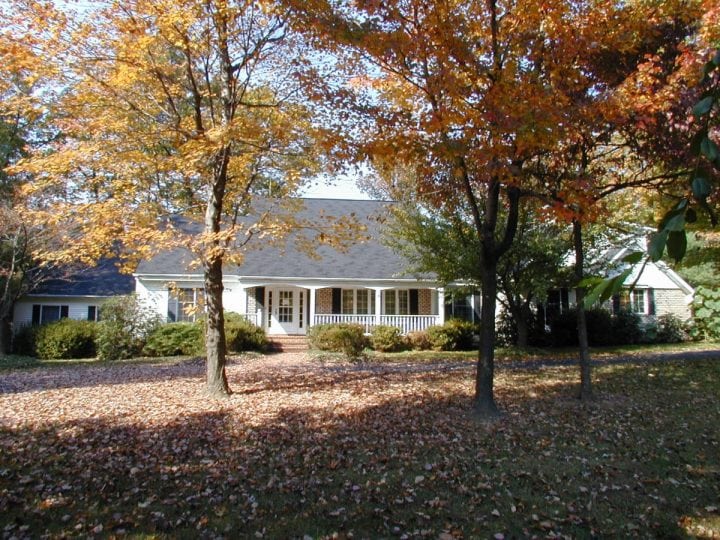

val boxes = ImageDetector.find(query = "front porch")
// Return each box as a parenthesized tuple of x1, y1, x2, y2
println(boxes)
(239, 285, 445, 336)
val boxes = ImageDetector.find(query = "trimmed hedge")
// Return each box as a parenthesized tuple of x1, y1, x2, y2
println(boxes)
(307, 323, 368, 358)
(35, 319, 98, 360)
(370, 325, 405, 352)
(144, 322, 203, 357)
(224, 312, 268, 352)
(406, 330, 432, 351)
(426, 319, 477, 351)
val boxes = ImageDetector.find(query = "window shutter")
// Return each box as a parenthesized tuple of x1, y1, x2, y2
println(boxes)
(409, 289, 419, 315)
(255, 287, 265, 309)
(612, 294, 620, 315)
(648, 288, 656, 316)
(332, 288, 342, 314)
(32, 305, 41, 325)
(60, 305, 69, 319)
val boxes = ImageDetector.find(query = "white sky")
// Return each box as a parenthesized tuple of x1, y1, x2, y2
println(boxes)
(300, 175, 373, 200)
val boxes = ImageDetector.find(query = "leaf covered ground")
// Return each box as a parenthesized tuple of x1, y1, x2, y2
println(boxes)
(1, 353, 719, 539)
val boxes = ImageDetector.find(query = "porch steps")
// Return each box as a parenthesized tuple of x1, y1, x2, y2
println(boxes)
(267, 335, 309, 353)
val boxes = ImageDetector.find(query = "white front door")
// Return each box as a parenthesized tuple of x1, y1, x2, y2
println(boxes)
(267, 287, 305, 335)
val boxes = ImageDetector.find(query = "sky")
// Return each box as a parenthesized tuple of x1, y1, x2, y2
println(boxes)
(301, 174, 373, 200)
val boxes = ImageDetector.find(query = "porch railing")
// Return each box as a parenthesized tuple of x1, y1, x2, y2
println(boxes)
(313, 314, 377, 333)
(239, 310, 262, 327)
(380, 315, 440, 334)
(313, 314, 440, 334)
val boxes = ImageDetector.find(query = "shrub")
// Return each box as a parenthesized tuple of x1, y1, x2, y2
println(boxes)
(35, 319, 97, 359)
(610, 309, 643, 345)
(370, 325, 405, 352)
(144, 322, 203, 357)
(587, 308, 616, 346)
(656, 314, 689, 343)
(307, 323, 368, 359)
(96, 295, 161, 360)
(548, 307, 644, 347)
(406, 330, 432, 351)
(691, 286, 720, 341)
(12, 325, 38, 356)
(224, 312, 268, 352)
(426, 319, 477, 351)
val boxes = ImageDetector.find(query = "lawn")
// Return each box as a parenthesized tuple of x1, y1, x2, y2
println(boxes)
(1, 353, 719, 538)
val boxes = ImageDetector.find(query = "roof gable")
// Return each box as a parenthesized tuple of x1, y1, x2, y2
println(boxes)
(136, 198, 433, 281)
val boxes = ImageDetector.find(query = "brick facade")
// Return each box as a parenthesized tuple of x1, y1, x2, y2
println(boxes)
(316, 288, 333, 313)
(654, 289, 692, 320)
(419, 288, 432, 315)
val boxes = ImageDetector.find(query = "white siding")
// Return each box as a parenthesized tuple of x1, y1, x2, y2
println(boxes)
(135, 279, 169, 320)
(13, 297, 106, 329)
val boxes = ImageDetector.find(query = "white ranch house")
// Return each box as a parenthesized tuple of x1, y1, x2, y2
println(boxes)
(134, 199, 450, 336)
(13, 199, 693, 338)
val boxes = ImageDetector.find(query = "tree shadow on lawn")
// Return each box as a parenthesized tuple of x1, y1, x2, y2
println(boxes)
(1, 361, 717, 538)
(0, 359, 207, 395)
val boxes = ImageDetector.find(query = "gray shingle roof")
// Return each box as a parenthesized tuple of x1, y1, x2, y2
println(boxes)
(32, 258, 135, 297)
(136, 199, 430, 281)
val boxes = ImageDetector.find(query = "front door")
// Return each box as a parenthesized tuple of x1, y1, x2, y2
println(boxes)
(268, 287, 303, 335)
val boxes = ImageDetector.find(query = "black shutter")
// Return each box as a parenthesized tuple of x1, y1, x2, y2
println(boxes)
(60, 305, 69, 319)
(612, 294, 620, 315)
(32, 305, 41, 325)
(255, 287, 265, 309)
(332, 288, 342, 314)
(648, 288, 656, 316)
(409, 289, 419, 315)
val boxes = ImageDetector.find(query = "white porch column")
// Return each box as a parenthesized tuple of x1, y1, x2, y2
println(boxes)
(308, 287, 317, 328)
(374, 288, 382, 326)
(438, 288, 446, 325)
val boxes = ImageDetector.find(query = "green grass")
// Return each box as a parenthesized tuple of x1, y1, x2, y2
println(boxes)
(1, 355, 718, 538)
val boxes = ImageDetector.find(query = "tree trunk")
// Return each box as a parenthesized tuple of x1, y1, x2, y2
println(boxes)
(515, 311, 529, 348)
(0, 316, 12, 355)
(573, 219, 593, 401)
(204, 254, 230, 397)
(474, 261, 500, 416)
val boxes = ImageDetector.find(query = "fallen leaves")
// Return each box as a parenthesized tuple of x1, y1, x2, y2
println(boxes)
(0, 355, 719, 538)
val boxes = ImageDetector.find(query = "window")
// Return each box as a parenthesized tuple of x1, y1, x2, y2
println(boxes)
(398, 290, 409, 315)
(384, 290, 410, 315)
(356, 289, 370, 314)
(87, 305, 99, 321)
(168, 287, 205, 322)
(342, 289, 354, 314)
(340, 289, 376, 315)
(32, 304, 69, 325)
(617, 289, 647, 315)
(299, 291, 304, 329)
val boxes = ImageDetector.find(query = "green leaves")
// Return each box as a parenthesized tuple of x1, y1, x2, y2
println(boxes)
(582, 251, 642, 308)
(582, 268, 631, 309)
(692, 96, 714, 117)
(691, 176, 712, 199)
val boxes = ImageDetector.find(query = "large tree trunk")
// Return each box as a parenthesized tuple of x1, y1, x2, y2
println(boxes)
(573, 219, 593, 400)
(204, 255, 230, 397)
(474, 261, 500, 416)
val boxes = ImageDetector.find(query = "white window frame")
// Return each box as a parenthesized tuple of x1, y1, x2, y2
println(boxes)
(341, 289, 375, 315)
(168, 287, 205, 322)
(383, 290, 409, 315)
